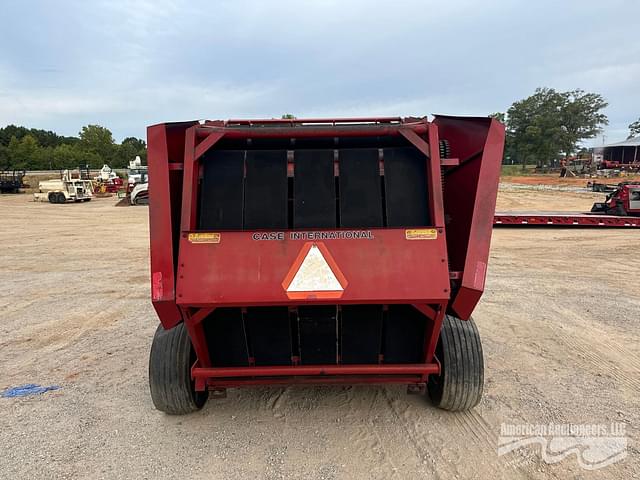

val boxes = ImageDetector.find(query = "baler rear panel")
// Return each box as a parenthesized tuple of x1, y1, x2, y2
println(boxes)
(147, 116, 504, 405)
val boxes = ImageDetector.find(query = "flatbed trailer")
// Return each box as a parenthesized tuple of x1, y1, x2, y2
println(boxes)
(494, 212, 640, 227)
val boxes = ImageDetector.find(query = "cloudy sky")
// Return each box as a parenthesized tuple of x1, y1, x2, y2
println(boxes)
(1, 0, 638, 145)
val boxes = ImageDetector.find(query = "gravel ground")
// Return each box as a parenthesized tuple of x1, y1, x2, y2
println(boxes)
(0, 188, 638, 479)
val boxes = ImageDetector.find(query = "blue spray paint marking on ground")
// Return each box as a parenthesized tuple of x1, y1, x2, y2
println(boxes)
(1, 384, 60, 398)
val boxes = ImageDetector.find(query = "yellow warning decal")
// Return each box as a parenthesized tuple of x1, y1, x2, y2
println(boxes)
(405, 229, 438, 240)
(188, 232, 221, 244)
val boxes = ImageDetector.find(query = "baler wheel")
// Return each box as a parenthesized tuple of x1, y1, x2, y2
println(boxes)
(149, 323, 208, 414)
(427, 314, 484, 411)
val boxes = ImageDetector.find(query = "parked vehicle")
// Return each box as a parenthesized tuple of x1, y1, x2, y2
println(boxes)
(128, 156, 148, 189)
(33, 169, 93, 203)
(0, 169, 26, 193)
(591, 182, 640, 216)
(130, 178, 149, 205)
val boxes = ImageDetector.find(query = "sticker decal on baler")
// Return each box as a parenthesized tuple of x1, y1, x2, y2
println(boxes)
(405, 228, 438, 240)
(187, 232, 221, 243)
(282, 242, 348, 300)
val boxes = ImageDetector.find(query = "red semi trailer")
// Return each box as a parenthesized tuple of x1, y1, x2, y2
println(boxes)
(146, 116, 505, 414)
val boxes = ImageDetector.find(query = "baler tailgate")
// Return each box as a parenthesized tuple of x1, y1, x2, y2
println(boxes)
(177, 229, 449, 305)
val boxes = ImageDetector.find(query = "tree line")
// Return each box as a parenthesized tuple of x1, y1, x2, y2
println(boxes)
(1, 89, 638, 171)
(0, 124, 146, 171)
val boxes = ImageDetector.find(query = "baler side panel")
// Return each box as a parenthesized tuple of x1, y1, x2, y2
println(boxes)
(147, 121, 197, 329)
(434, 116, 505, 320)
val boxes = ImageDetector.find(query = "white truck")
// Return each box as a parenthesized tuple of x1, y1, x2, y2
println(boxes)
(128, 156, 148, 187)
(33, 170, 93, 203)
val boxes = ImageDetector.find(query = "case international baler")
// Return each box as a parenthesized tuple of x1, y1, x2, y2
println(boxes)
(146, 116, 505, 414)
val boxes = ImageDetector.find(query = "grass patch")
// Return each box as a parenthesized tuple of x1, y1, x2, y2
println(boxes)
(501, 165, 538, 176)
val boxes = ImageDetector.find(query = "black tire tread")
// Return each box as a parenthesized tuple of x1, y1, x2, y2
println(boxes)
(428, 314, 484, 411)
(149, 323, 207, 415)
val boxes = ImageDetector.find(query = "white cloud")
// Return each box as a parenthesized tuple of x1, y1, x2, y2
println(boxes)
(0, 79, 278, 140)
(0, 91, 123, 120)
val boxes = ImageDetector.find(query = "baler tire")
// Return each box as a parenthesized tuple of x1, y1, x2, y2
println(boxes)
(149, 322, 208, 415)
(427, 314, 484, 411)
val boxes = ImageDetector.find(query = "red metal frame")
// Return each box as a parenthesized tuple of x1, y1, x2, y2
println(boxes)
(147, 121, 198, 329)
(434, 116, 505, 319)
(147, 116, 505, 390)
(217, 117, 404, 126)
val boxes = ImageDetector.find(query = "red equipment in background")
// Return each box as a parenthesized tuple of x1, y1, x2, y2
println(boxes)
(99, 176, 123, 193)
(146, 116, 505, 414)
(591, 182, 640, 216)
(494, 182, 640, 228)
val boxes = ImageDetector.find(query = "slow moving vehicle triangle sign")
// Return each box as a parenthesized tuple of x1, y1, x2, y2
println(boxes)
(282, 242, 348, 299)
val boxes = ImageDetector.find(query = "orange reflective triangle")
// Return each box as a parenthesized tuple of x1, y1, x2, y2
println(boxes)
(282, 242, 348, 299)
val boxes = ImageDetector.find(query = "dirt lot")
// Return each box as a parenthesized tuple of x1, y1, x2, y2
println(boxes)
(1, 187, 638, 479)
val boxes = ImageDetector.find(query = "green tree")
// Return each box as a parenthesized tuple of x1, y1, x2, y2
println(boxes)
(0, 144, 8, 167)
(0, 126, 29, 146)
(122, 136, 146, 152)
(51, 143, 99, 170)
(628, 118, 640, 139)
(6, 135, 49, 169)
(281, 114, 296, 119)
(79, 124, 116, 166)
(52, 144, 78, 169)
(557, 89, 608, 155)
(0, 124, 148, 170)
(506, 88, 564, 167)
(489, 112, 506, 123)
(115, 137, 147, 167)
(0, 124, 78, 148)
(506, 87, 608, 168)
